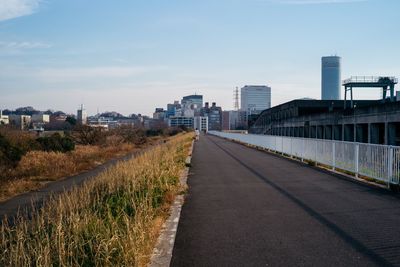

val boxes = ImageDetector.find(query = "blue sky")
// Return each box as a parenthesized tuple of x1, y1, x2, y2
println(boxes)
(1, 0, 399, 115)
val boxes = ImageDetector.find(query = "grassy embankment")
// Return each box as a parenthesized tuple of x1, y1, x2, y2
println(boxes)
(0, 126, 181, 202)
(0, 132, 193, 266)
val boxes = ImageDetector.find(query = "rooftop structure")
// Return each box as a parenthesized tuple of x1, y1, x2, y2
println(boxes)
(343, 76, 398, 108)
(250, 99, 400, 146)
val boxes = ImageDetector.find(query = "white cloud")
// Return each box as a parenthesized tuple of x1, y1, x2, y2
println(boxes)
(0, 41, 51, 49)
(0, 0, 40, 22)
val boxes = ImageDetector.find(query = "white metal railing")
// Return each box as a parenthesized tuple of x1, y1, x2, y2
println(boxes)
(209, 131, 400, 186)
(343, 76, 398, 85)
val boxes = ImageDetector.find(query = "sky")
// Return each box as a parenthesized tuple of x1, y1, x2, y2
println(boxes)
(0, 0, 399, 116)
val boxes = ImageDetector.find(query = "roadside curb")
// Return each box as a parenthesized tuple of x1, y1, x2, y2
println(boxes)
(149, 139, 195, 267)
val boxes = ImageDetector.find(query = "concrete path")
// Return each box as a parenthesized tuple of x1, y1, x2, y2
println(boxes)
(171, 134, 400, 267)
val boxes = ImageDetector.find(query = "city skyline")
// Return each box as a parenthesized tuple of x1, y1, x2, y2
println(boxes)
(1, 0, 400, 116)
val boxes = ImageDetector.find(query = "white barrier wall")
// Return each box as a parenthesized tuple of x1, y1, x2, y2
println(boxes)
(209, 131, 400, 186)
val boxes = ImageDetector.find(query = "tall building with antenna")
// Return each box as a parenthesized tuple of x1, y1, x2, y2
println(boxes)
(77, 104, 87, 125)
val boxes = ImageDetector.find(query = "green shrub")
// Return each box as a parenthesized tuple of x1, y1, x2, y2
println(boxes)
(36, 133, 75, 153)
(0, 133, 25, 167)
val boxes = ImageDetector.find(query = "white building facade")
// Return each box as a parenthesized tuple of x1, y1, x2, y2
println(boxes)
(194, 116, 208, 132)
(241, 85, 271, 115)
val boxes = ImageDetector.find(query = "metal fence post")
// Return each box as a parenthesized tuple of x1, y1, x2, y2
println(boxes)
(332, 141, 336, 171)
(388, 146, 394, 185)
(355, 143, 359, 178)
(315, 140, 317, 164)
(290, 138, 293, 158)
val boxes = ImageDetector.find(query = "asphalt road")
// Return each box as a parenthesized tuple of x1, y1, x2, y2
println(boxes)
(171, 134, 400, 267)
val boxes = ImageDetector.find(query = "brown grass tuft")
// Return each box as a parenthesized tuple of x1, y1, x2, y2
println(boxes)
(0, 133, 193, 266)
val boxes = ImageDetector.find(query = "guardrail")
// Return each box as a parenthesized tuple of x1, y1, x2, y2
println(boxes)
(343, 76, 398, 85)
(209, 131, 400, 186)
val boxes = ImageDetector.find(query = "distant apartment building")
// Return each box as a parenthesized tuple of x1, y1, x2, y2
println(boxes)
(201, 102, 222, 131)
(9, 115, 31, 130)
(221, 110, 248, 130)
(88, 116, 119, 130)
(241, 85, 271, 115)
(32, 114, 50, 124)
(0, 110, 9, 125)
(50, 114, 67, 123)
(77, 104, 87, 125)
(222, 111, 230, 130)
(230, 110, 248, 130)
(168, 116, 194, 128)
(194, 116, 208, 132)
(153, 108, 166, 121)
(167, 101, 182, 118)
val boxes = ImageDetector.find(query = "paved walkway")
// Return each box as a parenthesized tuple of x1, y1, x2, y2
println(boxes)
(171, 134, 400, 266)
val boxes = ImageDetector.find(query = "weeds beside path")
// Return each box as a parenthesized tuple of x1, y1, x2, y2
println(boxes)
(0, 137, 165, 203)
(0, 133, 193, 266)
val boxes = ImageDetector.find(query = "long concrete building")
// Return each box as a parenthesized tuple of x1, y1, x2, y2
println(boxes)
(250, 99, 400, 146)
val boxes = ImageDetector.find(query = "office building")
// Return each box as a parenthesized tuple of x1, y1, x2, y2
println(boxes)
(181, 95, 203, 111)
(168, 116, 194, 128)
(241, 85, 271, 115)
(321, 56, 341, 100)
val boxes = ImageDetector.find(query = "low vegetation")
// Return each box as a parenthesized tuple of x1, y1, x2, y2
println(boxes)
(0, 126, 185, 202)
(0, 133, 193, 266)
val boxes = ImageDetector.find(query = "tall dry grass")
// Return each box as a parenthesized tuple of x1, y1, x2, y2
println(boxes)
(0, 133, 193, 266)
(0, 143, 137, 202)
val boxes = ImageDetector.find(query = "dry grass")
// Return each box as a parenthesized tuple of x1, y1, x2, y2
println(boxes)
(0, 133, 193, 266)
(0, 135, 168, 202)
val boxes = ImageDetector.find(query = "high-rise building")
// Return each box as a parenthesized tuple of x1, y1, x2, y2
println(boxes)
(321, 56, 341, 100)
(181, 94, 203, 109)
(181, 94, 203, 115)
(240, 85, 271, 115)
(77, 104, 87, 125)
